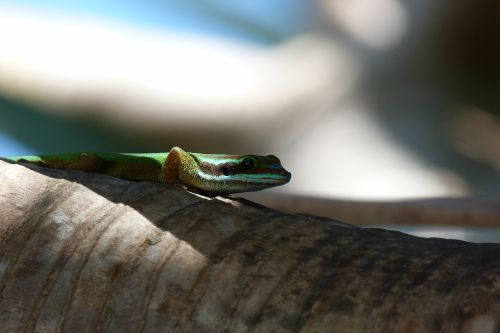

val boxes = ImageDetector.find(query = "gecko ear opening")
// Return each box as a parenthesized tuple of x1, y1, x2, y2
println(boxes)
(221, 166, 230, 176)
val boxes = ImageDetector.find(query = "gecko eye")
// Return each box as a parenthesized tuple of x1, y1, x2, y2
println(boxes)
(240, 157, 255, 171)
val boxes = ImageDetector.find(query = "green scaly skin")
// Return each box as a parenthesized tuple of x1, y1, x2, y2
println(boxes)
(3, 147, 291, 195)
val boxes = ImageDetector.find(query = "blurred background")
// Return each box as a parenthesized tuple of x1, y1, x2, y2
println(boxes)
(0, 0, 498, 241)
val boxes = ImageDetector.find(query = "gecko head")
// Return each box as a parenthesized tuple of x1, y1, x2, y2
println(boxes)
(223, 154, 291, 191)
(191, 153, 291, 195)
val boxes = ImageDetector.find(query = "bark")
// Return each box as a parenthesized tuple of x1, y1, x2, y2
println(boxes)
(243, 193, 500, 228)
(0, 161, 499, 333)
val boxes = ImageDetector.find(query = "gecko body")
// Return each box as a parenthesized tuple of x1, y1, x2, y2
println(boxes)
(4, 147, 291, 195)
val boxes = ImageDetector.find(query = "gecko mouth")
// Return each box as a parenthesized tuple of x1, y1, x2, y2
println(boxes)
(255, 173, 291, 184)
(226, 174, 291, 186)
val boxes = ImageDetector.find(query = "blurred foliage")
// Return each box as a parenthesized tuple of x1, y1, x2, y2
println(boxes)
(0, 0, 498, 198)
(0, 96, 151, 153)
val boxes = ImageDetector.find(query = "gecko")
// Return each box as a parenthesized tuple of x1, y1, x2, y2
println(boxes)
(3, 147, 291, 195)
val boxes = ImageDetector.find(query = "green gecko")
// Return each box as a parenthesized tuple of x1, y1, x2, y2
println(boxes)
(3, 147, 291, 195)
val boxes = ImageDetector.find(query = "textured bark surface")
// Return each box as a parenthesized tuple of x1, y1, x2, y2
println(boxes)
(0, 161, 499, 333)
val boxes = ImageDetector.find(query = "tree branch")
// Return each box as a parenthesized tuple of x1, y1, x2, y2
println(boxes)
(0, 162, 498, 332)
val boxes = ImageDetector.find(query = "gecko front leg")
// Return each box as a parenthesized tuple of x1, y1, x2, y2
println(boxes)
(163, 146, 206, 194)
